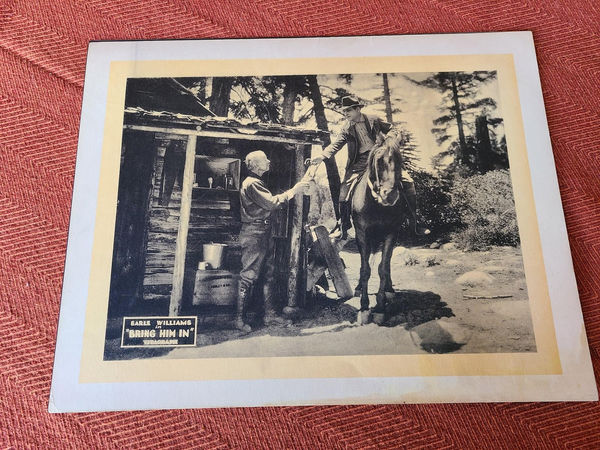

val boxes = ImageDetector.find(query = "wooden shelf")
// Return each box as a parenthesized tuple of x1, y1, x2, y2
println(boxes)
(192, 187, 239, 192)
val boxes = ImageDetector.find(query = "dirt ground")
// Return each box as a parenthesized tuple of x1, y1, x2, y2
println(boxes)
(158, 242, 536, 359)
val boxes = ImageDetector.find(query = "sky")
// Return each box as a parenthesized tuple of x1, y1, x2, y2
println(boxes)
(301, 72, 504, 172)
(202, 71, 505, 173)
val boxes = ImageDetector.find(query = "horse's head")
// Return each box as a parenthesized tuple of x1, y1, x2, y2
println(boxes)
(366, 130, 406, 207)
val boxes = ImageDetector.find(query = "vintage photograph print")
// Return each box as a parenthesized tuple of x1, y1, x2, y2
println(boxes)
(48, 35, 599, 411)
(104, 69, 537, 361)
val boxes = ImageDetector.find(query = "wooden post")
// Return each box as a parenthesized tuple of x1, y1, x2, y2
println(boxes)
(169, 134, 196, 316)
(284, 144, 309, 316)
(297, 194, 311, 308)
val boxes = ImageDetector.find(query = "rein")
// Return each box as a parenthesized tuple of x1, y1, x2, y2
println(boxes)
(366, 164, 384, 203)
(366, 145, 388, 204)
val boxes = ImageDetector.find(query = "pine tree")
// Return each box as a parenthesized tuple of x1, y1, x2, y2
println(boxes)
(405, 71, 499, 174)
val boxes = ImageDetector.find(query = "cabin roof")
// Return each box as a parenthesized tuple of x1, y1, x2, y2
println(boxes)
(125, 78, 215, 117)
(124, 107, 329, 145)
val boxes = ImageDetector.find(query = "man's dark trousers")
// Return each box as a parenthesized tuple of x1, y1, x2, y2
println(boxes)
(237, 220, 276, 321)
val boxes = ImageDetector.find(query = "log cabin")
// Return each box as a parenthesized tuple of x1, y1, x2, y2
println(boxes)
(107, 98, 328, 327)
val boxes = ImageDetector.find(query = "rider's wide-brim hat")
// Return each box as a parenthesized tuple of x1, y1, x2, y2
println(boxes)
(341, 96, 365, 110)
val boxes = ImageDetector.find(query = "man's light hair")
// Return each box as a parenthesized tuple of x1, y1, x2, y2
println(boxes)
(245, 150, 266, 171)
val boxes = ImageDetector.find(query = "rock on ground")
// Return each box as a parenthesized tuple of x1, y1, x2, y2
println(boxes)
(441, 242, 457, 251)
(455, 270, 495, 286)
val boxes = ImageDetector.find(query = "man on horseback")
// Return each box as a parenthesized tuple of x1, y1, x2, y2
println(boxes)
(310, 95, 429, 239)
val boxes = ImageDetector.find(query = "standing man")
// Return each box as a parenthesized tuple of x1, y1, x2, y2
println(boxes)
(236, 150, 309, 332)
(311, 95, 429, 239)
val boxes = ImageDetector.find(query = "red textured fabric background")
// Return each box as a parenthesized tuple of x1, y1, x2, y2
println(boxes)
(1, 0, 599, 448)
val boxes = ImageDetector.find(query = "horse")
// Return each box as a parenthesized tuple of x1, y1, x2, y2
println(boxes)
(350, 130, 408, 324)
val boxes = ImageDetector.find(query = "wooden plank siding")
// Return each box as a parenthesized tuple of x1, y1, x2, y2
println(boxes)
(140, 132, 302, 317)
(142, 144, 176, 303)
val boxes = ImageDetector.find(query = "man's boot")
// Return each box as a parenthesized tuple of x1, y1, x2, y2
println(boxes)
(263, 283, 291, 327)
(235, 285, 252, 332)
(403, 182, 431, 237)
(341, 201, 353, 239)
(330, 201, 352, 240)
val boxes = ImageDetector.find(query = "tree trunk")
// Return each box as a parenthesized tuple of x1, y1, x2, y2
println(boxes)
(196, 78, 207, 104)
(450, 73, 468, 165)
(210, 77, 233, 117)
(382, 73, 394, 123)
(282, 76, 302, 125)
(475, 115, 493, 173)
(307, 75, 341, 219)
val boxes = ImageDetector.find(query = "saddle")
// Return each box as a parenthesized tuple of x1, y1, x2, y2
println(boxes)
(342, 172, 368, 203)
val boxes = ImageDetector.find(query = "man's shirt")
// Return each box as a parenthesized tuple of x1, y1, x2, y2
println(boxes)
(353, 118, 376, 154)
(320, 113, 393, 168)
(240, 173, 291, 223)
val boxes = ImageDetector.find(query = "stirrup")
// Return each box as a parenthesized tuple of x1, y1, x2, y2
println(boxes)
(341, 225, 354, 240)
(329, 221, 342, 239)
(413, 225, 431, 236)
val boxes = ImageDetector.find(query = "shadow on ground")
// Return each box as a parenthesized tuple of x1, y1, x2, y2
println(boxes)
(381, 290, 467, 353)
(380, 289, 454, 329)
(102, 289, 457, 358)
(192, 296, 359, 348)
(192, 289, 455, 347)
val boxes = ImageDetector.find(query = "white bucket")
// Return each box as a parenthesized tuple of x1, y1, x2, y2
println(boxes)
(202, 243, 227, 269)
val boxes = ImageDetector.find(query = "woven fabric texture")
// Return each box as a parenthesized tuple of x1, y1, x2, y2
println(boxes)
(1, 0, 599, 448)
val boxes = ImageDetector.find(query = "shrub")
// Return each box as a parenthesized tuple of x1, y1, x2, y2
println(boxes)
(425, 256, 440, 267)
(410, 170, 461, 239)
(449, 170, 520, 250)
(404, 252, 420, 266)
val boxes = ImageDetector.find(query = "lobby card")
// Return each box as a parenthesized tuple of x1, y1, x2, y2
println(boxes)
(49, 32, 597, 412)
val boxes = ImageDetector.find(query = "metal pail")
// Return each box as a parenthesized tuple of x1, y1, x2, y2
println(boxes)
(202, 243, 227, 269)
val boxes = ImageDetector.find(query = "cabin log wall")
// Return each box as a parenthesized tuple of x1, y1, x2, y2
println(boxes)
(139, 132, 310, 316)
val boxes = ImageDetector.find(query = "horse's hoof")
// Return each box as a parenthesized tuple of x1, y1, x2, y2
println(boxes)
(372, 312, 386, 325)
(357, 309, 371, 325)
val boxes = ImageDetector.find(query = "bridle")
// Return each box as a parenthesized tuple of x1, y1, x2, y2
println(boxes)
(366, 137, 404, 205)
(366, 149, 384, 203)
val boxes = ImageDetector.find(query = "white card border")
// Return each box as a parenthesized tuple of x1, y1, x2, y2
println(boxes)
(49, 32, 597, 412)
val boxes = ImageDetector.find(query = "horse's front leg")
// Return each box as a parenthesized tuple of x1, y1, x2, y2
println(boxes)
(356, 228, 372, 313)
(376, 233, 396, 314)
(353, 229, 364, 297)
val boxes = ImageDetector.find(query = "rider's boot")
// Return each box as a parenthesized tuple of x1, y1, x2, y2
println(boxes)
(403, 182, 431, 237)
(330, 201, 352, 240)
(340, 201, 353, 240)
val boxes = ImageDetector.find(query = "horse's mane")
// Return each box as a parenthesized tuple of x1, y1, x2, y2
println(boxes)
(365, 129, 407, 183)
